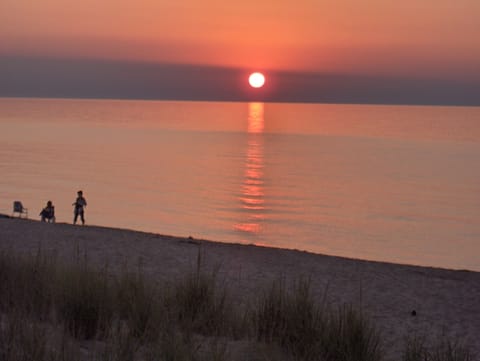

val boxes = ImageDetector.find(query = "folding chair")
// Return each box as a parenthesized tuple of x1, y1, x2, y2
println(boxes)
(12, 201, 28, 218)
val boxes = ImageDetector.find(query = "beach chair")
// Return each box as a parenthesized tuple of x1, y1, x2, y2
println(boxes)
(12, 201, 28, 218)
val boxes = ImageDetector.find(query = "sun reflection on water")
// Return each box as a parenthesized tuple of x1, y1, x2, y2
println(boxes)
(234, 103, 266, 236)
(247, 102, 264, 133)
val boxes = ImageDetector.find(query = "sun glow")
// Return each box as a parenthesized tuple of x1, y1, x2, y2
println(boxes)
(248, 72, 265, 88)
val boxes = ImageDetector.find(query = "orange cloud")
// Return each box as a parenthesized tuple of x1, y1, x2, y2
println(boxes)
(1, 0, 479, 80)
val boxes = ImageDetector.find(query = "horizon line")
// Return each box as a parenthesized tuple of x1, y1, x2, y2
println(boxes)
(1, 94, 479, 109)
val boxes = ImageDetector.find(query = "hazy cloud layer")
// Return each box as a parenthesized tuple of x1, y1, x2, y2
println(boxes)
(1, 56, 479, 106)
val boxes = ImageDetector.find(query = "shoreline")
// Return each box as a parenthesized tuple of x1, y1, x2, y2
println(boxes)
(1, 213, 476, 274)
(1, 216, 479, 359)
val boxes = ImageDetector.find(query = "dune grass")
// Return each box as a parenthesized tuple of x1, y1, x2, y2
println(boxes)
(0, 247, 473, 361)
(173, 251, 230, 337)
(403, 334, 472, 361)
(252, 276, 382, 361)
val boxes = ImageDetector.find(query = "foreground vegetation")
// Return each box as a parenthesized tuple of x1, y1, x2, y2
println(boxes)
(0, 247, 472, 361)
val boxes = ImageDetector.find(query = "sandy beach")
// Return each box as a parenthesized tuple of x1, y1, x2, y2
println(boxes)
(1, 216, 479, 360)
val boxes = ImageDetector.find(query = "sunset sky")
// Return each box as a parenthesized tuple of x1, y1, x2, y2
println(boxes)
(1, 0, 479, 104)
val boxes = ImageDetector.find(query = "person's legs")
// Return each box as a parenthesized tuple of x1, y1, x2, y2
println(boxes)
(74, 211, 78, 224)
(80, 211, 85, 225)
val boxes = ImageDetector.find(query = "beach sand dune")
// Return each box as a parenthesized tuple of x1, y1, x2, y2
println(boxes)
(1, 217, 479, 360)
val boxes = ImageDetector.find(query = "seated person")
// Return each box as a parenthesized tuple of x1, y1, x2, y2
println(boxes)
(40, 201, 55, 223)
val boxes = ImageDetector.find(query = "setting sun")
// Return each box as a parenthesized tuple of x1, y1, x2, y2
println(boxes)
(248, 72, 265, 88)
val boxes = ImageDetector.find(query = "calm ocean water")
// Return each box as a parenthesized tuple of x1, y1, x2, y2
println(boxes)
(1, 97, 479, 271)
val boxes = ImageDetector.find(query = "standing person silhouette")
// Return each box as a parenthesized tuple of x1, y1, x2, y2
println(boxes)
(73, 190, 87, 225)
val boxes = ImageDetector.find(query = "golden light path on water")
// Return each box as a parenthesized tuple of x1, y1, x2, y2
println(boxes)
(234, 102, 265, 237)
